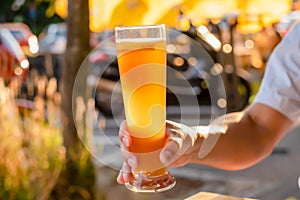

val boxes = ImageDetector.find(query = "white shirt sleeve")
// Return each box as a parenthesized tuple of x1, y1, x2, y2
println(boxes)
(254, 22, 300, 122)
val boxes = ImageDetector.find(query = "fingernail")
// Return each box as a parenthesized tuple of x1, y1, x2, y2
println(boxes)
(161, 150, 173, 163)
(117, 172, 123, 183)
(122, 137, 129, 147)
(128, 157, 136, 168)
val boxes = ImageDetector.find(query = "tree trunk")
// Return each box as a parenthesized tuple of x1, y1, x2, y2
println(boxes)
(52, 0, 96, 199)
(61, 0, 90, 151)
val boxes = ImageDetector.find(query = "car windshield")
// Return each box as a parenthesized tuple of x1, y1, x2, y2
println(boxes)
(56, 31, 65, 37)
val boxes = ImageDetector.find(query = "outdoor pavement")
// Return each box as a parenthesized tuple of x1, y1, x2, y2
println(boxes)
(92, 106, 300, 200)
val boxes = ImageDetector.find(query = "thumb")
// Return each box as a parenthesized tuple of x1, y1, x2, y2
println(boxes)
(159, 139, 180, 166)
(161, 120, 198, 167)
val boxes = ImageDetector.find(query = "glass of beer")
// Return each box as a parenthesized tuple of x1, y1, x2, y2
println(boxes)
(115, 24, 176, 192)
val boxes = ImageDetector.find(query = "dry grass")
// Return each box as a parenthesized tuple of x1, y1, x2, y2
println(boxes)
(0, 78, 65, 200)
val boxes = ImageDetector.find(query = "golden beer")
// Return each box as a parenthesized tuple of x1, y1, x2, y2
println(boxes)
(115, 25, 176, 192)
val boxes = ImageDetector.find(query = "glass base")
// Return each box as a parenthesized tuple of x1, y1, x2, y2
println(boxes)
(125, 170, 176, 193)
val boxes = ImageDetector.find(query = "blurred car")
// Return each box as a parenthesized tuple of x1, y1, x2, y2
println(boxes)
(91, 29, 214, 116)
(92, 27, 251, 116)
(38, 22, 114, 55)
(0, 28, 29, 82)
(38, 23, 67, 55)
(0, 22, 39, 57)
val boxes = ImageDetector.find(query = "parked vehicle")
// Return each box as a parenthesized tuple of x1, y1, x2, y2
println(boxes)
(91, 26, 251, 117)
(0, 28, 29, 82)
(0, 22, 39, 57)
(38, 23, 66, 55)
(38, 22, 113, 55)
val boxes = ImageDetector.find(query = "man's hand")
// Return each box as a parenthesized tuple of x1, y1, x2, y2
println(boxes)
(117, 121, 136, 184)
(116, 120, 201, 184)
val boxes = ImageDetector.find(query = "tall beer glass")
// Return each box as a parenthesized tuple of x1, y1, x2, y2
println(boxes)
(115, 24, 176, 192)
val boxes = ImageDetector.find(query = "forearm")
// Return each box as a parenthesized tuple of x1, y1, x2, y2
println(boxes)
(190, 103, 293, 170)
(191, 115, 271, 170)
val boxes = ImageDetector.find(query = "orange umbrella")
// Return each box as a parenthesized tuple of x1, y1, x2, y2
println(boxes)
(155, 0, 239, 28)
(55, 0, 292, 32)
(155, 0, 292, 30)
(89, 0, 124, 31)
(106, 0, 148, 28)
(107, 0, 184, 29)
(183, 0, 239, 20)
(55, 0, 125, 32)
(237, 0, 293, 33)
(55, 0, 183, 31)
(142, 0, 183, 26)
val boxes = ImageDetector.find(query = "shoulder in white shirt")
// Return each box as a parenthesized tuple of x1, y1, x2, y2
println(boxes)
(254, 21, 300, 122)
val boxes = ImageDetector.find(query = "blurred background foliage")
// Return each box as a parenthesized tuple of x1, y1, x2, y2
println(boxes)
(1, 0, 97, 199)
(0, 78, 65, 200)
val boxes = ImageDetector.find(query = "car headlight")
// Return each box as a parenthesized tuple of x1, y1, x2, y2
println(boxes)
(28, 35, 39, 54)
(20, 59, 29, 69)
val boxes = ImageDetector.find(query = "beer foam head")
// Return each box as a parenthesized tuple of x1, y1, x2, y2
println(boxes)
(116, 38, 166, 51)
(116, 37, 165, 44)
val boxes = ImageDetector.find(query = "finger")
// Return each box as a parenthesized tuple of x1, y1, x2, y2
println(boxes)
(117, 162, 134, 184)
(167, 154, 191, 168)
(119, 121, 131, 147)
(117, 163, 128, 184)
(120, 144, 138, 170)
(160, 139, 180, 166)
(117, 169, 125, 184)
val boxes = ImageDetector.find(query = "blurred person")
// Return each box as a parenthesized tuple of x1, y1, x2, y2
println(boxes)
(253, 25, 282, 63)
(116, 21, 300, 184)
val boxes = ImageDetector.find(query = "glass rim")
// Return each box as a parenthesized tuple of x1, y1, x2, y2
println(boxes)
(115, 24, 165, 31)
